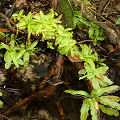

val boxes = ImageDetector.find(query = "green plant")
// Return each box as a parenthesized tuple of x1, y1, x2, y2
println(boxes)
(12, 9, 62, 44)
(0, 33, 38, 69)
(65, 85, 120, 120)
(11, 9, 120, 120)
(116, 17, 120, 24)
(73, 11, 104, 44)
(12, 9, 78, 56)
(76, 44, 113, 89)
(0, 92, 3, 108)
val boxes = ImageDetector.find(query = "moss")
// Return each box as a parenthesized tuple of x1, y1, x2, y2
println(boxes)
(58, 0, 73, 27)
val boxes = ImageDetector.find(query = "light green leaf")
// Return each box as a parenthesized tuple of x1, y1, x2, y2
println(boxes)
(0, 100, 3, 108)
(94, 28, 99, 37)
(102, 75, 113, 85)
(19, 9, 24, 16)
(73, 17, 78, 28)
(89, 27, 94, 39)
(18, 58, 24, 65)
(47, 42, 55, 49)
(64, 90, 90, 97)
(10, 40, 15, 50)
(116, 17, 120, 24)
(96, 85, 119, 97)
(0, 92, 3, 96)
(23, 52, 29, 67)
(4, 51, 12, 69)
(79, 73, 93, 80)
(0, 32, 6, 37)
(5, 62, 11, 69)
(85, 58, 95, 71)
(0, 43, 10, 51)
(98, 97, 120, 110)
(33, 14, 41, 20)
(99, 104, 119, 117)
(78, 69, 86, 75)
(96, 37, 104, 41)
(16, 49, 26, 59)
(26, 40, 38, 51)
(17, 21, 27, 29)
(10, 51, 19, 68)
(101, 96, 120, 102)
(89, 99, 98, 120)
(91, 77, 100, 90)
(4, 51, 11, 63)
(94, 67, 104, 75)
(81, 99, 90, 120)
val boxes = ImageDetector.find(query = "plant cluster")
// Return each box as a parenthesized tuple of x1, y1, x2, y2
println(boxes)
(0, 32, 38, 69)
(73, 11, 104, 44)
(65, 85, 120, 119)
(12, 9, 78, 56)
(78, 44, 113, 89)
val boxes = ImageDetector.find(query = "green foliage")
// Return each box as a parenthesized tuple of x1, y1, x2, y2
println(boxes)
(89, 99, 98, 120)
(0, 92, 3, 108)
(77, 44, 113, 89)
(65, 85, 120, 120)
(55, 25, 77, 56)
(0, 33, 38, 69)
(99, 104, 119, 117)
(81, 98, 90, 120)
(73, 11, 104, 44)
(12, 9, 78, 56)
(11, 9, 120, 120)
(12, 9, 61, 40)
(65, 90, 90, 97)
(116, 17, 120, 24)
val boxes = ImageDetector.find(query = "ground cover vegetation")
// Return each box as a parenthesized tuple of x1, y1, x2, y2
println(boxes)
(0, 0, 120, 120)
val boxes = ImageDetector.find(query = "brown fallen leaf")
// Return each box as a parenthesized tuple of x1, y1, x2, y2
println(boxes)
(67, 54, 82, 62)
(15, 0, 25, 7)
(0, 28, 10, 32)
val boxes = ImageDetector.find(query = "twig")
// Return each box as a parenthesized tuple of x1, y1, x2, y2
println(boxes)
(0, 114, 12, 120)
(0, 85, 56, 119)
(83, 13, 119, 45)
(56, 101, 65, 120)
(0, 34, 9, 43)
(78, 40, 107, 53)
(0, 12, 15, 33)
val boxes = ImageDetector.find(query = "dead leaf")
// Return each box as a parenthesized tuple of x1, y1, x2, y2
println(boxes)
(67, 54, 82, 62)
(0, 28, 10, 32)
(15, 0, 25, 7)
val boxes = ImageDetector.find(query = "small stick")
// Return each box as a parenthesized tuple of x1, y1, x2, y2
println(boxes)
(0, 12, 15, 33)
(0, 114, 12, 120)
(78, 40, 107, 53)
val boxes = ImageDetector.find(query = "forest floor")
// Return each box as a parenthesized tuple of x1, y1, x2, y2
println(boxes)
(0, 0, 120, 120)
